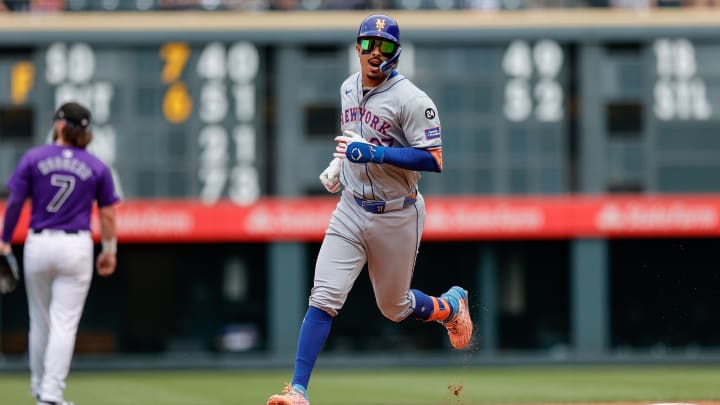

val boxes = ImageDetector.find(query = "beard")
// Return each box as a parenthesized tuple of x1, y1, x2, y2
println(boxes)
(365, 70, 384, 82)
(364, 59, 386, 84)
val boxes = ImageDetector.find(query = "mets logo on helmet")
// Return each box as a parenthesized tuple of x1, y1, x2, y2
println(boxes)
(376, 18, 385, 31)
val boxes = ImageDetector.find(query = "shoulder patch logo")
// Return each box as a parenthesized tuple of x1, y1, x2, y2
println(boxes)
(424, 127, 441, 140)
(425, 108, 436, 119)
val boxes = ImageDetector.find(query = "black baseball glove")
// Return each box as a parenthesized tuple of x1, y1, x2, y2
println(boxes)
(0, 251, 20, 294)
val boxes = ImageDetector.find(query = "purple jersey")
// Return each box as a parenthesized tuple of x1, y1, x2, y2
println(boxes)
(7, 144, 120, 232)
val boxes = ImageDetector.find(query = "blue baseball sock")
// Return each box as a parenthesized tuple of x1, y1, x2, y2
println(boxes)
(410, 289, 451, 321)
(292, 306, 333, 392)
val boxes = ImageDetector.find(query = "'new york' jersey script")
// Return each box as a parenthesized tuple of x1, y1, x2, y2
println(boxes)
(7, 144, 120, 231)
(339, 71, 442, 201)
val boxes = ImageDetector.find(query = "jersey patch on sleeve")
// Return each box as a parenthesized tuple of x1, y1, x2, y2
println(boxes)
(424, 126, 441, 140)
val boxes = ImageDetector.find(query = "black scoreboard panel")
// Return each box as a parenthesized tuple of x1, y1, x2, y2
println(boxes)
(595, 42, 647, 192)
(0, 41, 267, 203)
(594, 38, 720, 193)
(417, 40, 570, 195)
(649, 39, 720, 192)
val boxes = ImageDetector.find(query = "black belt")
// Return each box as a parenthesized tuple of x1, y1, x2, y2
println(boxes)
(352, 191, 418, 214)
(32, 229, 80, 234)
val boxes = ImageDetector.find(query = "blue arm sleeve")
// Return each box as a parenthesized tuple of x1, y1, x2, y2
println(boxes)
(1, 193, 24, 243)
(381, 146, 441, 173)
(345, 142, 441, 172)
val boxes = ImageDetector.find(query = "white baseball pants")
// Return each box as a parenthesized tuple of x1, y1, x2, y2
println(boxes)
(24, 230, 93, 403)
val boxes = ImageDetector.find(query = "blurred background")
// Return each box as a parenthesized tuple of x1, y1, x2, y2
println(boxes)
(1, 1, 719, 371)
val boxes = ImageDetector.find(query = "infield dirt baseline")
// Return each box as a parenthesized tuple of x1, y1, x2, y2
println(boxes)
(516, 402, 717, 405)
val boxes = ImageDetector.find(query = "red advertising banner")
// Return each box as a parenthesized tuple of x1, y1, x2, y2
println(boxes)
(2, 194, 720, 243)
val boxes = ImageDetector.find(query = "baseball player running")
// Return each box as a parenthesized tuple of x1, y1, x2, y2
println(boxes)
(267, 14, 473, 405)
(0, 101, 120, 405)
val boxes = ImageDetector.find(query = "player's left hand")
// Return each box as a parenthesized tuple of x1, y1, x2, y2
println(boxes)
(334, 130, 368, 159)
(319, 158, 342, 193)
(96, 252, 116, 277)
(0, 250, 20, 294)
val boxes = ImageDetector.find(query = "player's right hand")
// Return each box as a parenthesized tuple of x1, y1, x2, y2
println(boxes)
(319, 158, 341, 193)
(334, 130, 368, 159)
(96, 252, 117, 277)
(0, 241, 10, 255)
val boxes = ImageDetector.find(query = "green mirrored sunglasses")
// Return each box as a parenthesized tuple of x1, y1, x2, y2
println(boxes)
(360, 39, 397, 57)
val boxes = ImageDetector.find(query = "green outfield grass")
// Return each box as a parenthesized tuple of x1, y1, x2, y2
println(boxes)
(1, 365, 719, 405)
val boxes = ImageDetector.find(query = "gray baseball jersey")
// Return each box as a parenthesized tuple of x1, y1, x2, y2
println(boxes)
(309, 71, 442, 321)
(338, 71, 442, 200)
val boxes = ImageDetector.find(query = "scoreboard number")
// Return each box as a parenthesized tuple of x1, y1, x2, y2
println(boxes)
(10, 61, 34, 105)
(653, 38, 712, 121)
(161, 42, 192, 124)
(163, 82, 193, 124)
(198, 125, 230, 204)
(45, 42, 95, 85)
(195, 41, 260, 205)
(160, 42, 190, 84)
(502, 39, 564, 123)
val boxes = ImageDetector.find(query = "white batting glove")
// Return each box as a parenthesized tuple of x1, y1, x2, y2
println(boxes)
(334, 130, 368, 159)
(319, 158, 342, 193)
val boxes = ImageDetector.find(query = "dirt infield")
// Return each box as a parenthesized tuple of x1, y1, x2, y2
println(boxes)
(444, 382, 720, 405)
(442, 402, 720, 405)
(494, 402, 718, 405)
(515, 402, 720, 405)
(443, 384, 720, 405)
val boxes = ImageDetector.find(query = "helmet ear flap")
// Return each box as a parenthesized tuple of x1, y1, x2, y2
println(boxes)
(380, 46, 401, 75)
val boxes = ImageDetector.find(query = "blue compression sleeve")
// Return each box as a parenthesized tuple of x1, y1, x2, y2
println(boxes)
(382, 147, 441, 172)
(292, 306, 333, 391)
(1, 193, 24, 243)
(345, 142, 441, 172)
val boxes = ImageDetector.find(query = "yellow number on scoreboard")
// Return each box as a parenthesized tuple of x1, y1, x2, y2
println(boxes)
(163, 82, 192, 124)
(11, 61, 34, 105)
(160, 42, 190, 84)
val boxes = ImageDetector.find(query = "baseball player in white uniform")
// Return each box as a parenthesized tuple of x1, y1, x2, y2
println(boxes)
(267, 14, 473, 405)
(0, 102, 120, 405)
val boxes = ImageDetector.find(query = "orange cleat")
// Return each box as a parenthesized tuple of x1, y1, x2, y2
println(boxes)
(440, 286, 473, 349)
(267, 384, 309, 405)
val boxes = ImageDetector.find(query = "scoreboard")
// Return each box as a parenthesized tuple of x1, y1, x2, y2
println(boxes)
(1, 40, 266, 204)
(1, 10, 720, 203)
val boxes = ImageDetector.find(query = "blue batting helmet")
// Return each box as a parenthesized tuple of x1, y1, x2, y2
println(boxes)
(357, 14, 400, 45)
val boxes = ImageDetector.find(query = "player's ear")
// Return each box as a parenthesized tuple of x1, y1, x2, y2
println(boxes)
(52, 121, 62, 141)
